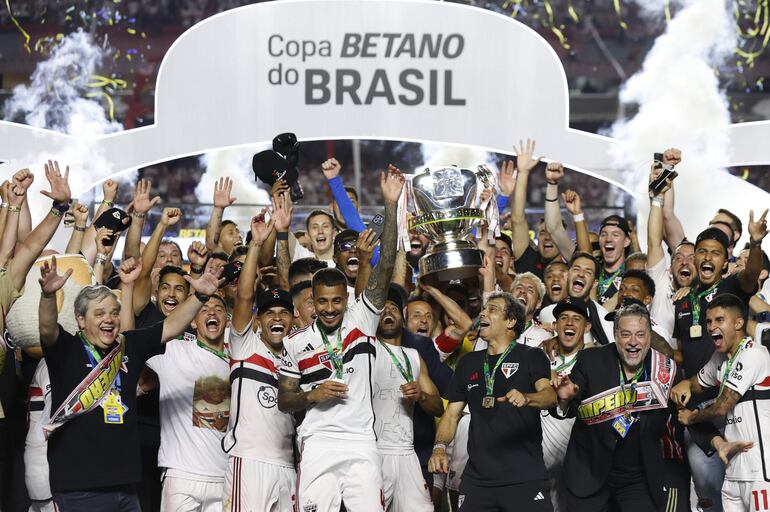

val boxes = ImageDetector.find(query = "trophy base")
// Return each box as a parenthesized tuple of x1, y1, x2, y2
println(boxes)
(418, 247, 483, 281)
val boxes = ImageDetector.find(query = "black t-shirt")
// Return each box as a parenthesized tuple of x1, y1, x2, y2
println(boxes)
(446, 343, 550, 486)
(673, 274, 756, 378)
(135, 302, 165, 329)
(516, 246, 550, 280)
(43, 322, 164, 491)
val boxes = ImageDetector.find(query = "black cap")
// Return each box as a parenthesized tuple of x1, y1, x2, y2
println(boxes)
(695, 227, 730, 254)
(334, 229, 358, 253)
(600, 215, 630, 237)
(387, 284, 407, 312)
(252, 150, 300, 187)
(94, 207, 131, 234)
(604, 297, 646, 321)
(553, 297, 589, 319)
(496, 233, 513, 253)
(257, 288, 294, 314)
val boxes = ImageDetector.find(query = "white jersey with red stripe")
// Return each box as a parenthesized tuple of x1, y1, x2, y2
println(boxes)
(223, 319, 295, 467)
(279, 294, 382, 442)
(697, 337, 770, 482)
(26, 359, 53, 502)
(372, 341, 421, 454)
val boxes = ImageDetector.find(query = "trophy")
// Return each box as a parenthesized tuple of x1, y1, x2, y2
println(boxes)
(408, 165, 495, 281)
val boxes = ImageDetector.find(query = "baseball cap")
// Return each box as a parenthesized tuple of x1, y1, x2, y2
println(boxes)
(553, 297, 589, 320)
(387, 284, 407, 312)
(695, 227, 730, 255)
(257, 288, 294, 314)
(600, 215, 630, 237)
(334, 229, 358, 253)
(252, 150, 300, 188)
(604, 297, 646, 322)
(496, 233, 513, 253)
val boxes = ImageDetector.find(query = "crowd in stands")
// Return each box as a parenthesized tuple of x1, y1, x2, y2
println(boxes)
(0, 141, 768, 512)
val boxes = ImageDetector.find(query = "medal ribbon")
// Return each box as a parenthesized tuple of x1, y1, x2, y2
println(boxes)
(196, 339, 228, 362)
(598, 263, 625, 297)
(719, 337, 751, 396)
(379, 341, 413, 382)
(618, 362, 645, 389)
(79, 331, 121, 393)
(555, 353, 578, 374)
(318, 320, 344, 379)
(483, 341, 517, 396)
(689, 282, 719, 326)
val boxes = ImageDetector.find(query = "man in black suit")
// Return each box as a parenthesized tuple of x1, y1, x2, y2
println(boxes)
(553, 303, 679, 511)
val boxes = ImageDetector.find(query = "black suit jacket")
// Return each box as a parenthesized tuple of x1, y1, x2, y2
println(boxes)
(560, 345, 675, 507)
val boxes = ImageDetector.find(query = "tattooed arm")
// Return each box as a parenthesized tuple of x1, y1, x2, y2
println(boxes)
(277, 376, 348, 413)
(363, 166, 404, 310)
(678, 387, 742, 426)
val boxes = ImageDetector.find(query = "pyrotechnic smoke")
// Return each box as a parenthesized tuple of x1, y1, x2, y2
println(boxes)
(2, 29, 127, 229)
(196, 147, 271, 205)
(612, 0, 770, 250)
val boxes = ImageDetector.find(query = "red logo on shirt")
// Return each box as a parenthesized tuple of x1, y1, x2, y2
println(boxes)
(470, 372, 478, 381)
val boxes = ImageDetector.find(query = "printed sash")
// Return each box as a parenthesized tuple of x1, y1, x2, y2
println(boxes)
(577, 350, 676, 426)
(43, 338, 125, 437)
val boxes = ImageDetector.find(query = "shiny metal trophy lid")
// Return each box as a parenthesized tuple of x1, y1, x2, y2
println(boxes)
(409, 165, 493, 281)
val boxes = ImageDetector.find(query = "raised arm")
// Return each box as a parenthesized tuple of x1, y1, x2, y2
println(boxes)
(364, 166, 404, 309)
(9, 160, 71, 292)
(510, 140, 541, 259)
(322, 158, 366, 231)
(647, 162, 671, 269)
(660, 149, 686, 248)
(272, 192, 292, 291)
(740, 209, 768, 293)
(233, 210, 273, 333)
(0, 181, 26, 268)
(563, 189, 591, 254)
(92, 227, 116, 285)
(422, 284, 472, 339)
(38, 256, 73, 346)
(117, 257, 142, 332)
(81, 179, 120, 262)
(64, 202, 90, 255)
(161, 269, 223, 343)
(123, 179, 160, 260)
(543, 162, 575, 260)
(132, 208, 181, 315)
(354, 229, 378, 299)
(206, 177, 235, 252)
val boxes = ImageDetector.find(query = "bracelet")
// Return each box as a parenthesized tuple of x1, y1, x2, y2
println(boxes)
(52, 200, 70, 214)
(194, 291, 211, 303)
(49, 208, 62, 218)
(651, 197, 664, 208)
(131, 212, 146, 219)
(749, 238, 763, 248)
(102, 199, 114, 207)
(572, 213, 585, 223)
(433, 443, 447, 452)
(0, 203, 8, 209)
(73, 225, 87, 232)
(7, 205, 21, 213)
(95, 254, 108, 264)
(190, 264, 205, 274)
(276, 231, 289, 240)
(545, 196, 559, 202)
(41, 291, 56, 299)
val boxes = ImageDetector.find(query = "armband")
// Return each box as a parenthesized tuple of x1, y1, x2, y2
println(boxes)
(572, 213, 585, 223)
(276, 231, 289, 241)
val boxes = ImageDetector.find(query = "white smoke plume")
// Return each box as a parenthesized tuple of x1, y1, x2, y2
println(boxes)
(195, 146, 271, 206)
(612, 0, 770, 250)
(2, 29, 128, 234)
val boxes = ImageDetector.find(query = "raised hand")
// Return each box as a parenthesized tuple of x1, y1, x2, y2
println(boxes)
(356, 228, 378, 263)
(187, 241, 208, 268)
(748, 209, 769, 242)
(95, 227, 115, 255)
(250, 208, 275, 244)
(102, 179, 118, 202)
(498, 160, 516, 196)
(41, 160, 71, 203)
(160, 207, 182, 227)
(213, 177, 236, 208)
(271, 179, 290, 200)
(381, 165, 405, 204)
(186, 266, 225, 296)
(562, 189, 582, 215)
(12, 168, 34, 192)
(321, 158, 342, 180)
(662, 148, 682, 167)
(545, 162, 564, 184)
(38, 256, 73, 295)
(648, 164, 674, 197)
(70, 202, 89, 226)
(513, 139, 541, 175)
(7, 183, 26, 207)
(0, 181, 8, 204)
(118, 257, 143, 285)
(132, 179, 161, 214)
(272, 192, 293, 232)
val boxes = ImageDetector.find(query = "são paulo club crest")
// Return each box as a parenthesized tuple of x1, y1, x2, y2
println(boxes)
(501, 362, 519, 378)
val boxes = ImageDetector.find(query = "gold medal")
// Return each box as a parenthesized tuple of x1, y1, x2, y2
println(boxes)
(103, 392, 124, 425)
(482, 396, 495, 409)
(690, 325, 702, 338)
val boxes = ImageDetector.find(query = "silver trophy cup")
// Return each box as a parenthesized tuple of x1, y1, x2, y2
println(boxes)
(409, 165, 493, 281)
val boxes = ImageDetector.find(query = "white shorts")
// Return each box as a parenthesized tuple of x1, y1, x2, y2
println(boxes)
(723, 479, 770, 512)
(162, 474, 223, 512)
(24, 441, 51, 501)
(298, 437, 383, 512)
(381, 452, 432, 512)
(223, 457, 295, 512)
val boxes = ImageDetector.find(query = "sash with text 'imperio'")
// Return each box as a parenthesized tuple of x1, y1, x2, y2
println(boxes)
(577, 350, 676, 426)
(43, 337, 125, 437)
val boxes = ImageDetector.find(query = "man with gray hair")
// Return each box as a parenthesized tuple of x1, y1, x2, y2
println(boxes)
(553, 303, 679, 512)
(37, 255, 222, 512)
(429, 292, 557, 511)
